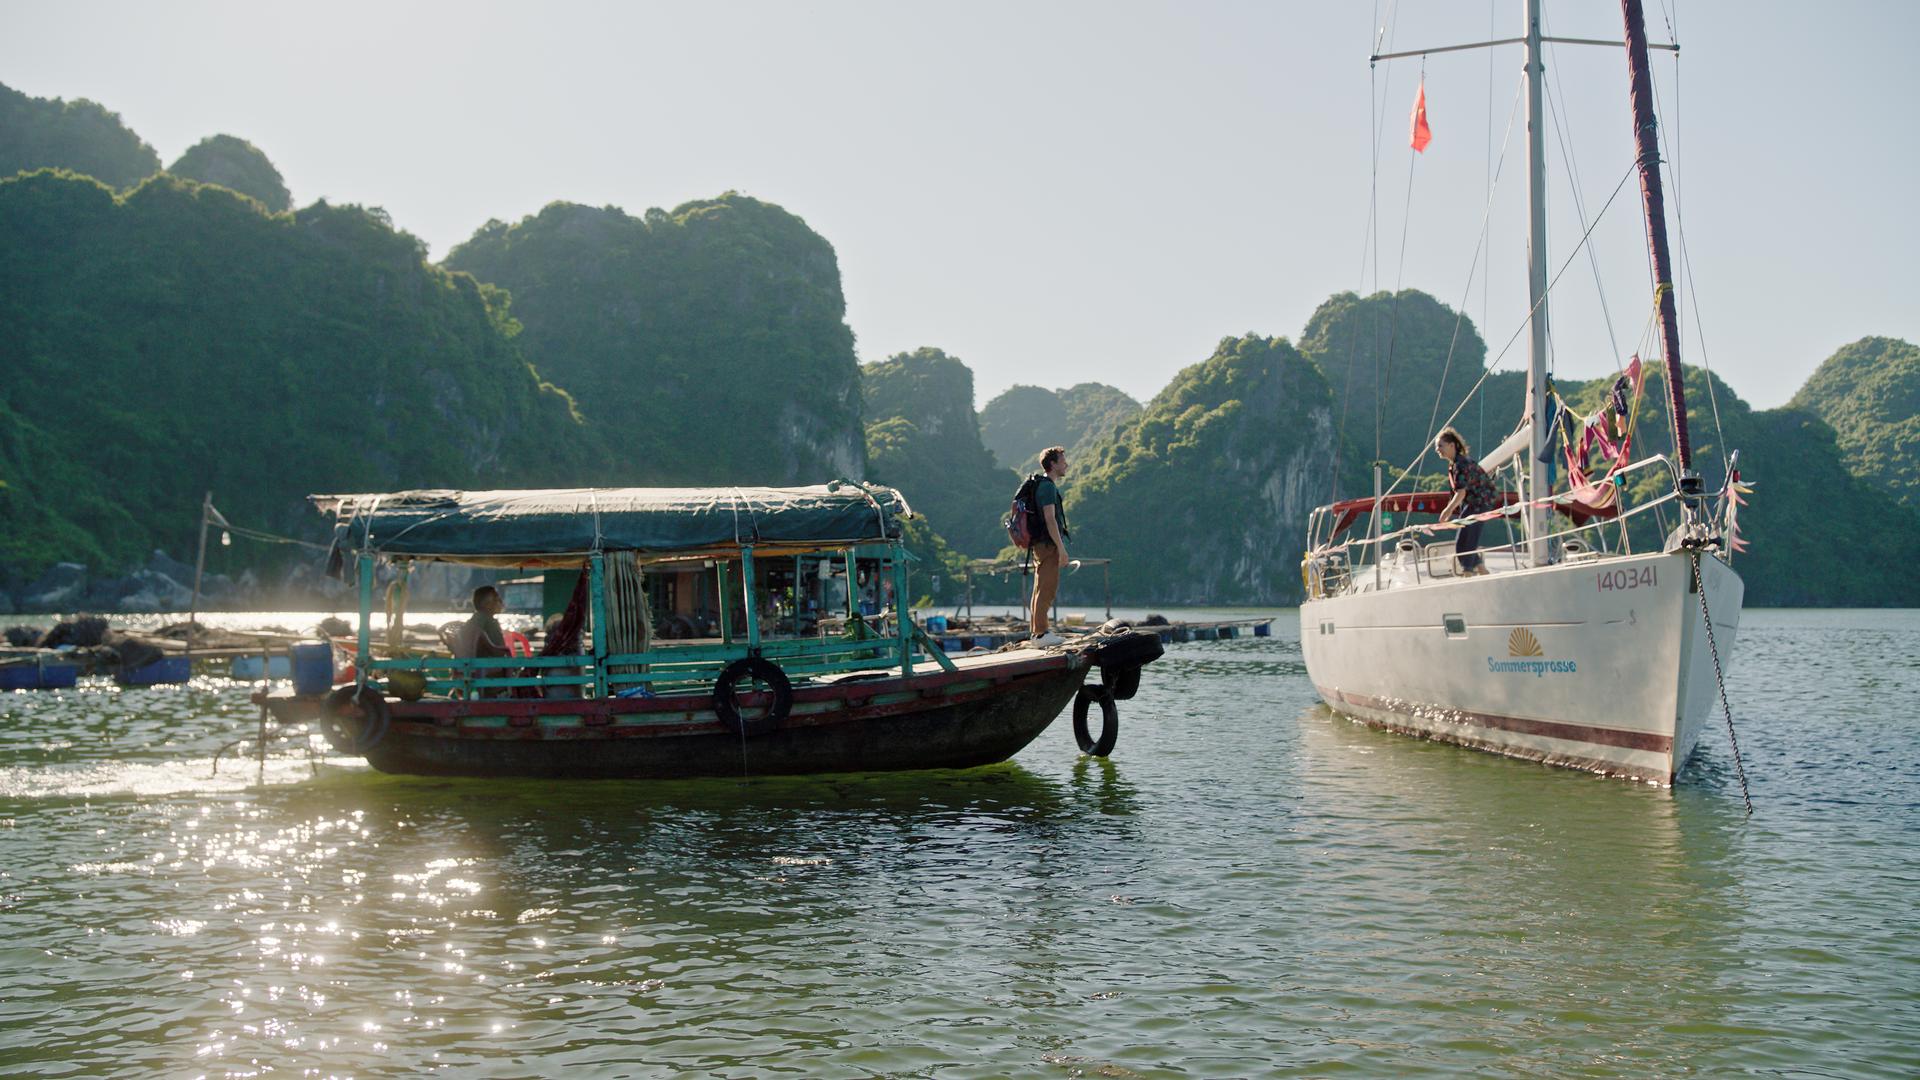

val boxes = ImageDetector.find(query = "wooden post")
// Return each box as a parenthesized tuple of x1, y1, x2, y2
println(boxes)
(741, 546, 760, 650)
(589, 553, 609, 697)
(892, 543, 912, 674)
(844, 549, 857, 618)
(356, 554, 373, 690)
(187, 491, 211, 665)
(716, 558, 733, 643)
(386, 561, 411, 653)
(1103, 561, 1111, 620)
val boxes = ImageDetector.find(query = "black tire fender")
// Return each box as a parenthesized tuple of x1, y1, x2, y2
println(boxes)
(713, 656, 793, 737)
(1101, 665, 1143, 701)
(1094, 630, 1164, 671)
(1072, 682, 1118, 757)
(322, 685, 391, 754)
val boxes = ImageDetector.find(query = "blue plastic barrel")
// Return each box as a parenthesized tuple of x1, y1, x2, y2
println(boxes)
(116, 656, 192, 686)
(230, 655, 293, 679)
(290, 643, 334, 696)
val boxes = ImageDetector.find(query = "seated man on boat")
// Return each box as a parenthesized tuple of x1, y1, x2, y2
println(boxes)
(1434, 427, 1499, 576)
(451, 585, 510, 695)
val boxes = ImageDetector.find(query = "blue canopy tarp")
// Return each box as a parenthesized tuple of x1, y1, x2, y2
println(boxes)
(315, 483, 911, 563)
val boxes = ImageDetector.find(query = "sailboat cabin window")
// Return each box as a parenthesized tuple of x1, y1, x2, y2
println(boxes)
(1442, 615, 1468, 638)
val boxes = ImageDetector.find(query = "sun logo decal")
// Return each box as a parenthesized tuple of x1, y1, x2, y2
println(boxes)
(1508, 628, 1544, 657)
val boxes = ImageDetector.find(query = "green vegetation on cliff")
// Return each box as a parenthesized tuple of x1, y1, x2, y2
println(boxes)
(0, 170, 583, 583)
(1, 72, 1910, 611)
(1788, 336, 1920, 508)
(1298, 289, 1522, 487)
(979, 382, 1141, 472)
(0, 81, 158, 189)
(169, 134, 291, 212)
(1063, 335, 1338, 604)
(444, 195, 864, 485)
(1557, 363, 1920, 606)
(863, 348, 1011, 557)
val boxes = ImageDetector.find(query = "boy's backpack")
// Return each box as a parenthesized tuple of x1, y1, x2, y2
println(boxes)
(1004, 473, 1044, 549)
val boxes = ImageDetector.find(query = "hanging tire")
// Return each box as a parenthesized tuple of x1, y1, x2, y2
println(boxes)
(1094, 630, 1163, 671)
(322, 685, 391, 754)
(713, 656, 793, 737)
(1072, 682, 1118, 757)
(1101, 664, 1143, 701)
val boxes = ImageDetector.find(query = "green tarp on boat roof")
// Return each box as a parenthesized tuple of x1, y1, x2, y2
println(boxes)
(314, 483, 911, 560)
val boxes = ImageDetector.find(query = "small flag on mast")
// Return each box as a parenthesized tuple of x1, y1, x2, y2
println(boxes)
(1410, 82, 1432, 152)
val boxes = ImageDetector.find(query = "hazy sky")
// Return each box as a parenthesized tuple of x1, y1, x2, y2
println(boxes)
(4, 1, 1914, 414)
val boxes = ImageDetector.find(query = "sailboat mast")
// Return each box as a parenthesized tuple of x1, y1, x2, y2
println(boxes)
(1523, 0, 1551, 566)
(1621, 0, 1692, 476)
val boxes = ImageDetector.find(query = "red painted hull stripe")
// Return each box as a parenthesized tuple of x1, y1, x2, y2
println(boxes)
(1317, 685, 1673, 754)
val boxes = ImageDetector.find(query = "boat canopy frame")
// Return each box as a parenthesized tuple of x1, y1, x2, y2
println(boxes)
(314, 484, 957, 701)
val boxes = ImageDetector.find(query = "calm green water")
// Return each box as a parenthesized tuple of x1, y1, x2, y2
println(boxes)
(1, 609, 1915, 1077)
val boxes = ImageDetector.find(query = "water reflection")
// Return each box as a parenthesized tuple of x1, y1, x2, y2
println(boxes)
(1292, 701, 1761, 1071)
(0, 610, 1915, 1076)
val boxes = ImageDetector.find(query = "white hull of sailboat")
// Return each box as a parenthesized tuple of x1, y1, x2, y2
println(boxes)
(1301, 550, 1742, 784)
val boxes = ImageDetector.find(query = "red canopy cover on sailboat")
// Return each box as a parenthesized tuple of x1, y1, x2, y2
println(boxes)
(1321, 490, 1617, 539)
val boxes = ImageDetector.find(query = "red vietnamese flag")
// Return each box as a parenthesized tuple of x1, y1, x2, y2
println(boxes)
(1410, 81, 1432, 152)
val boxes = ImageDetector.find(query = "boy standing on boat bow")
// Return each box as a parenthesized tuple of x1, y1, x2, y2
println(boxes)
(1435, 427, 1498, 576)
(1030, 446, 1071, 645)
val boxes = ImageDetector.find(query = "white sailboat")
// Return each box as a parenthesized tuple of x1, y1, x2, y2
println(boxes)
(1299, 0, 1746, 786)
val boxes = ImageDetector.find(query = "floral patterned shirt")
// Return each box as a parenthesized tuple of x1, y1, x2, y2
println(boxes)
(1448, 454, 1501, 517)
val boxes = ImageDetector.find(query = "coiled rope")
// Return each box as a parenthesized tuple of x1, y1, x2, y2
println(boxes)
(1689, 550, 1751, 815)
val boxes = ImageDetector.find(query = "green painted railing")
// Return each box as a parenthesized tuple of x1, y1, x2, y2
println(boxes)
(352, 540, 948, 701)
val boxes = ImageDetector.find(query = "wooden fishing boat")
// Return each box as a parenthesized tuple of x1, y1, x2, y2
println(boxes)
(258, 483, 1162, 779)
(1300, 1, 1747, 787)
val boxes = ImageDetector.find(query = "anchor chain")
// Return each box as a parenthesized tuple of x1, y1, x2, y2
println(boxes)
(1690, 551, 1752, 815)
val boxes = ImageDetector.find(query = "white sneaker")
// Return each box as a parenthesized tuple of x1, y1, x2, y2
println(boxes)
(1032, 632, 1066, 647)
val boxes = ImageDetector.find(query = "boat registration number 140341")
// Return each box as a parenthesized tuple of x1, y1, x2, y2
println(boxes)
(1597, 565, 1657, 592)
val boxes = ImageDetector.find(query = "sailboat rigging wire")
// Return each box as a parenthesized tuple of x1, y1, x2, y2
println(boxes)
(1417, 71, 1526, 476)
(1654, 37, 1728, 482)
(1330, 8, 1402, 503)
(1377, 158, 1639, 507)
(1328, 66, 1382, 503)
(1543, 60, 1624, 366)
(1370, 2, 1402, 294)
(1376, 90, 1425, 462)
(1691, 550, 1752, 815)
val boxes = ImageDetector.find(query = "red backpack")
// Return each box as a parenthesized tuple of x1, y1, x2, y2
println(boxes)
(1004, 473, 1043, 549)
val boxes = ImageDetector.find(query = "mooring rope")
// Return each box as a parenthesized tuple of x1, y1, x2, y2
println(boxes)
(1690, 550, 1751, 815)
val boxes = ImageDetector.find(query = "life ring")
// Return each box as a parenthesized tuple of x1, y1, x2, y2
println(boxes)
(1072, 683, 1118, 756)
(322, 685, 391, 754)
(712, 656, 793, 737)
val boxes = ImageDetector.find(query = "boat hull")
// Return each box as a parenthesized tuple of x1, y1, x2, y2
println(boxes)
(1301, 550, 1742, 784)
(265, 649, 1102, 780)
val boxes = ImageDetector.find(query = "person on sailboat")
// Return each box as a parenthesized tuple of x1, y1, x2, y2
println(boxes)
(1434, 427, 1499, 576)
